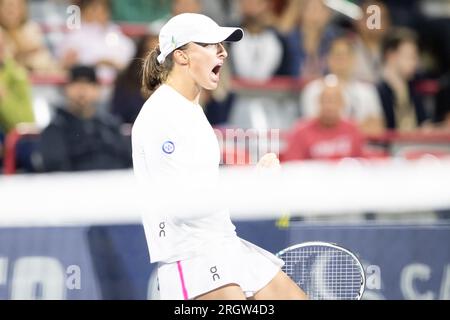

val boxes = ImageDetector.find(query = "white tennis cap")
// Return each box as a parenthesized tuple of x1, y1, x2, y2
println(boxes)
(157, 13, 244, 64)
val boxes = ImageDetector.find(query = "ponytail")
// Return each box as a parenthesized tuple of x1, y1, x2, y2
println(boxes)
(141, 44, 189, 96)
(141, 46, 172, 96)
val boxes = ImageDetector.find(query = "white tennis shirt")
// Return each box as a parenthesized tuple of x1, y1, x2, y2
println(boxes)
(132, 84, 237, 263)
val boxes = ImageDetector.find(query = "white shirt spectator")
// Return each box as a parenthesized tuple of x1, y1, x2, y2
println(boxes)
(352, 37, 383, 83)
(301, 78, 383, 123)
(230, 29, 283, 81)
(57, 23, 135, 81)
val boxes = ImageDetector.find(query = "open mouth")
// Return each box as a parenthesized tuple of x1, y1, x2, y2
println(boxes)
(211, 64, 222, 76)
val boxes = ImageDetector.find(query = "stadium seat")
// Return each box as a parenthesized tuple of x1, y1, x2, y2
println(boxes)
(3, 124, 41, 175)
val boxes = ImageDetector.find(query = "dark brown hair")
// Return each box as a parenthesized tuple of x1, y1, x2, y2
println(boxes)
(381, 27, 418, 61)
(115, 34, 157, 94)
(328, 34, 355, 54)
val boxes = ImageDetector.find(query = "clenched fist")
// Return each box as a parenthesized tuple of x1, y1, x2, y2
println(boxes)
(256, 153, 280, 169)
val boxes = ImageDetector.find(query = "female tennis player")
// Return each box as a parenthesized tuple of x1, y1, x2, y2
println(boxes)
(132, 13, 307, 300)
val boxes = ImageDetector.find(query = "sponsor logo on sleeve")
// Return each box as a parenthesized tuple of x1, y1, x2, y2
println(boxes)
(162, 141, 175, 154)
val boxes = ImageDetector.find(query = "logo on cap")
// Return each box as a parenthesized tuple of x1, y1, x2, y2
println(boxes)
(162, 141, 175, 154)
(171, 36, 177, 49)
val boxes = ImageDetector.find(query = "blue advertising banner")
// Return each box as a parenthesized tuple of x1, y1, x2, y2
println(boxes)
(0, 227, 100, 299)
(287, 223, 450, 300)
(0, 221, 449, 299)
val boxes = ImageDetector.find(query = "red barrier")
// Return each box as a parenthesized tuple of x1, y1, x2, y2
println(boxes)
(3, 125, 41, 175)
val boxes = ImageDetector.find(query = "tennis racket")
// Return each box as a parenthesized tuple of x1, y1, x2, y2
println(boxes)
(276, 241, 365, 300)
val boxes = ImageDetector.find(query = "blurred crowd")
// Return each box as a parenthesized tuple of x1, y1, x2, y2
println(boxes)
(0, 0, 450, 173)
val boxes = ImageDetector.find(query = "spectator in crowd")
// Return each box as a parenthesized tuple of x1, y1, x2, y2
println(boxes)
(437, 74, 450, 130)
(150, 0, 203, 33)
(270, 0, 302, 34)
(38, 65, 131, 172)
(282, 79, 365, 161)
(172, 0, 203, 16)
(0, 0, 60, 75)
(352, 0, 391, 83)
(377, 28, 429, 131)
(111, 34, 158, 125)
(416, 1, 450, 128)
(201, 0, 241, 26)
(230, 0, 287, 80)
(227, 0, 291, 128)
(0, 29, 34, 134)
(58, 0, 135, 81)
(301, 37, 385, 136)
(284, 0, 338, 78)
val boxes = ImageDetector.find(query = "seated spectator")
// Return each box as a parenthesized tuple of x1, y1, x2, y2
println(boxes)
(270, 0, 302, 34)
(377, 28, 429, 131)
(201, 0, 240, 26)
(58, 0, 135, 81)
(150, 0, 203, 33)
(0, 29, 34, 134)
(230, 0, 287, 80)
(111, 34, 158, 125)
(282, 80, 365, 161)
(227, 0, 292, 129)
(438, 76, 450, 130)
(0, 0, 60, 75)
(172, 0, 203, 16)
(38, 65, 132, 172)
(284, 0, 338, 78)
(352, 0, 391, 83)
(417, 3, 450, 128)
(301, 37, 384, 136)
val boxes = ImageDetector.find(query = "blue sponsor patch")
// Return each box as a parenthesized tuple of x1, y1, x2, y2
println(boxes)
(162, 141, 175, 154)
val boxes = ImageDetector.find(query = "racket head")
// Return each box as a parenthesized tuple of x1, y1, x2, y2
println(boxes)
(276, 241, 366, 300)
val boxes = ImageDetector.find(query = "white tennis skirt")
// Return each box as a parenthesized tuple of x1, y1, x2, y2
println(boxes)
(157, 238, 285, 300)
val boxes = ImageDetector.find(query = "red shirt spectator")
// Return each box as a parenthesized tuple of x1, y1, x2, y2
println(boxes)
(282, 118, 364, 161)
(282, 76, 365, 161)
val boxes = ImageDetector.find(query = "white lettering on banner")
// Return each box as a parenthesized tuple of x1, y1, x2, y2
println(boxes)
(1, 257, 82, 299)
(440, 265, 450, 300)
(366, 265, 381, 290)
(1, 256, 449, 299)
(366, 5, 381, 30)
(66, 265, 81, 290)
(362, 290, 385, 300)
(0, 258, 8, 286)
(214, 129, 280, 165)
(66, 5, 81, 30)
(401, 263, 434, 300)
(11, 257, 66, 300)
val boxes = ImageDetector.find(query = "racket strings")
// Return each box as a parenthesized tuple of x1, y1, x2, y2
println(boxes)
(279, 246, 363, 300)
